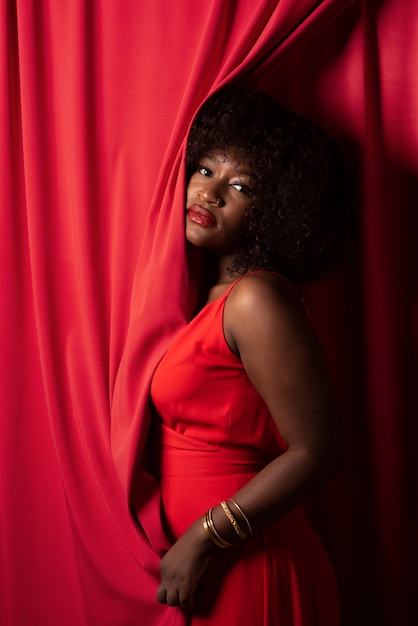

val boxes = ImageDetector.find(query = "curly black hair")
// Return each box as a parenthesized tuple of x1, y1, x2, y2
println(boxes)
(186, 87, 348, 282)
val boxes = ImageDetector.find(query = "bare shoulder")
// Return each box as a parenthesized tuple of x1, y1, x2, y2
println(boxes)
(224, 272, 318, 358)
(224, 272, 329, 410)
(226, 272, 307, 328)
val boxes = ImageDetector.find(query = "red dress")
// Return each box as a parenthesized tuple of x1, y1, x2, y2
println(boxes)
(150, 276, 340, 625)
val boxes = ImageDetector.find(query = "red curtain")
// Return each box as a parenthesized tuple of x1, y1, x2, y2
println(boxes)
(1, 1, 416, 625)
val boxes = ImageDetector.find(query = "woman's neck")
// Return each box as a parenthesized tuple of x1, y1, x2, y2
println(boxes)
(198, 250, 243, 306)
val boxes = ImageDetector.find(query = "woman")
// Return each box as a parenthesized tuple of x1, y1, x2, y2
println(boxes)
(150, 87, 347, 625)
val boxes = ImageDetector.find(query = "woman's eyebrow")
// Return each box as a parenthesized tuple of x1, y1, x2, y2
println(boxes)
(205, 155, 253, 178)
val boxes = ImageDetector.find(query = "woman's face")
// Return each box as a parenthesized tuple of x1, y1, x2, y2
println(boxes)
(186, 153, 254, 253)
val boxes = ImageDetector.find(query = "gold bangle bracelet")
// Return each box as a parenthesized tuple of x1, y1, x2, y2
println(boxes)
(202, 510, 233, 548)
(220, 500, 247, 540)
(228, 498, 253, 535)
(208, 508, 234, 547)
(202, 513, 227, 548)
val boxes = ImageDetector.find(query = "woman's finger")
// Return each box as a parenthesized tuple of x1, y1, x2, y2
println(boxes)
(156, 584, 167, 605)
(166, 589, 180, 607)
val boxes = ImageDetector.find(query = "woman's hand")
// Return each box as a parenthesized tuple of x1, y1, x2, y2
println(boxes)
(156, 518, 215, 611)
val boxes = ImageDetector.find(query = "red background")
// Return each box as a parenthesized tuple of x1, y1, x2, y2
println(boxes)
(1, 1, 416, 624)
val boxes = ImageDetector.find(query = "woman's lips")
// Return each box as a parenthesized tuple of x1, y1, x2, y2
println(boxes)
(187, 205, 216, 227)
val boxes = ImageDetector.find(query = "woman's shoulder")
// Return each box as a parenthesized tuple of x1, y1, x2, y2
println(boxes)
(223, 271, 312, 354)
(227, 271, 306, 318)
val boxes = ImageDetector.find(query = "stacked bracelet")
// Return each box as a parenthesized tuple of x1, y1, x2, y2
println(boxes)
(220, 500, 247, 540)
(228, 498, 253, 535)
(202, 500, 254, 548)
(202, 509, 234, 549)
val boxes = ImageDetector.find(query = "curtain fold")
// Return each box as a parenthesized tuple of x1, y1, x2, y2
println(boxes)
(1, 1, 415, 625)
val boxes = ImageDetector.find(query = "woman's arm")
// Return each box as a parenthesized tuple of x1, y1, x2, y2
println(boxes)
(219, 272, 344, 531)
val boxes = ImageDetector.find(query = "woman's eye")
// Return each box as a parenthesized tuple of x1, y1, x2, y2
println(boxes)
(198, 166, 212, 177)
(231, 183, 252, 195)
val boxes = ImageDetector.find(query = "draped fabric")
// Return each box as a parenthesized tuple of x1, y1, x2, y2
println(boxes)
(0, 1, 416, 625)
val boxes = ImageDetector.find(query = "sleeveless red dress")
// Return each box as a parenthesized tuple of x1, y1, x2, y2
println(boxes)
(150, 275, 340, 625)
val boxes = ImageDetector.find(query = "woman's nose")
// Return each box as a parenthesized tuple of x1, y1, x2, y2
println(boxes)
(198, 183, 224, 206)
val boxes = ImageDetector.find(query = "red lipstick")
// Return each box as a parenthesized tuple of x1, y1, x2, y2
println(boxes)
(187, 205, 216, 227)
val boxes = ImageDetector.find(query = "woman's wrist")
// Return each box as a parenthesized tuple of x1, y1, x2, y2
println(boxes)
(202, 499, 253, 548)
(190, 516, 217, 552)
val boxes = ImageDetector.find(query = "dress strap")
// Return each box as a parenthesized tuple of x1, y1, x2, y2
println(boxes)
(222, 270, 289, 299)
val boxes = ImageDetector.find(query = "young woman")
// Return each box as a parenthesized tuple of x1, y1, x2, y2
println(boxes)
(150, 87, 347, 625)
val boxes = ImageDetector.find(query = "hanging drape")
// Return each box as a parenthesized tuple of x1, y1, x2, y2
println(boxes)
(1, 1, 416, 625)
